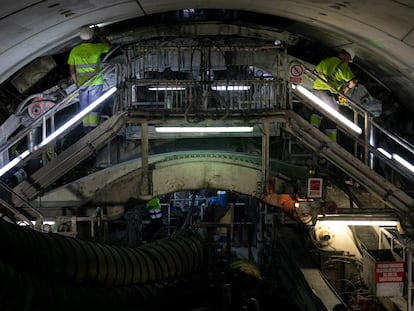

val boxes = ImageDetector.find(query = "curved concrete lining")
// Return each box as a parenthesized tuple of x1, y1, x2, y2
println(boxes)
(33, 151, 309, 207)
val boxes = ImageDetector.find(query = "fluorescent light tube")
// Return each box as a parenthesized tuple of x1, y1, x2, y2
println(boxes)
(0, 150, 30, 177)
(0, 87, 117, 178)
(211, 85, 250, 91)
(292, 84, 362, 134)
(155, 126, 254, 133)
(392, 153, 414, 173)
(377, 148, 392, 159)
(319, 220, 398, 227)
(38, 86, 117, 148)
(148, 87, 186, 91)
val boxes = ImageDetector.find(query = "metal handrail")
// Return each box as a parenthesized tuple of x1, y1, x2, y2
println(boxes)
(296, 63, 414, 181)
(0, 64, 119, 158)
(0, 181, 43, 222)
(371, 119, 414, 155)
(301, 66, 368, 116)
(127, 78, 286, 114)
(302, 64, 414, 153)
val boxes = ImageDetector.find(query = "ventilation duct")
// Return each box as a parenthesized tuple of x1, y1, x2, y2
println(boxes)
(0, 219, 205, 286)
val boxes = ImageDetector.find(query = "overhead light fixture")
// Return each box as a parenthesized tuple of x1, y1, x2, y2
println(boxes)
(317, 214, 399, 227)
(291, 84, 362, 135)
(274, 40, 282, 46)
(155, 126, 254, 133)
(211, 85, 251, 91)
(148, 86, 186, 91)
(319, 220, 399, 226)
(0, 87, 117, 177)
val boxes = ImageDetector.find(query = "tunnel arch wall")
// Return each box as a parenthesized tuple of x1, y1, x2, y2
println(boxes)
(35, 151, 310, 207)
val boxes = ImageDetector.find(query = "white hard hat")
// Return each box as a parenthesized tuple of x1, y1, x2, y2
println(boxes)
(342, 47, 355, 62)
(79, 26, 94, 40)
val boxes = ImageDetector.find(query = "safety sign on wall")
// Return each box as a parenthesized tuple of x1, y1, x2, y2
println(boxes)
(374, 261, 405, 297)
(289, 63, 304, 83)
(375, 262, 405, 283)
(307, 177, 323, 198)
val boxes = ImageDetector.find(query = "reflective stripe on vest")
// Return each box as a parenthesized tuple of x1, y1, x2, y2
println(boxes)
(76, 63, 102, 77)
(75, 62, 104, 86)
(315, 61, 343, 84)
(149, 208, 162, 219)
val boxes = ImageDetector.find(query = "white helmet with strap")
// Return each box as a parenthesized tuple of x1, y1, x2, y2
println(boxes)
(79, 26, 94, 41)
(342, 47, 355, 62)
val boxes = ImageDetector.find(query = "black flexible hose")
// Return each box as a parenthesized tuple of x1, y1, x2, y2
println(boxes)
(0, 256, 179, 311)
(0, 219, 205, 287)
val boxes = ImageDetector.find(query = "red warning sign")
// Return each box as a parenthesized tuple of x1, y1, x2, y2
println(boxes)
(375, 262, 405, 283)
(289, 63, 304, 83)
(307, 177, 323, 198)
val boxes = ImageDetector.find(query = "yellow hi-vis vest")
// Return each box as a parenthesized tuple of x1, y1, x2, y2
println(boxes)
(67, 42, 110, 86)
(313, 56, 355, 93)
(147, 198, 162, 219)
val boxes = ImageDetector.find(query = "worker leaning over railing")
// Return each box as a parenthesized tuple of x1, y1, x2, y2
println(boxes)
(67, 26, 112, 133)
(310, 48, 357, 141)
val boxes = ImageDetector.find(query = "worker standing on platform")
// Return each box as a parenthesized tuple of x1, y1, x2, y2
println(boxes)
(311, 48, 357, 141)
(67, 26, 111, 133)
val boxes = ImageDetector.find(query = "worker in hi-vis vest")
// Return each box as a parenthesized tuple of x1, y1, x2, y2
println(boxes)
(311, 48, 357, 142)
(67, 26, 111, 133)
(143, 197, 163, 241)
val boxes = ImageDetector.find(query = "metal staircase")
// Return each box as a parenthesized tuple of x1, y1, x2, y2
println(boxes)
(0, 56, 413, 226)
(0, 65, 123, 229)
(0, 181, 43, 223)
(282, 110, 414, 216)
(288, 65, 414, 217)
(11, 111, 127, 205)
